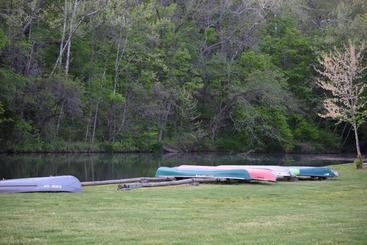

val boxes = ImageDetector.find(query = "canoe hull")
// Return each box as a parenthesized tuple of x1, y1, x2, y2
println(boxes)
(290, 167, 338, 178)
(222, 166, 338, 178)
(178, 165, 276, 182)
(222, 165, 294, 179)
(0, 175, 82, 193)
(156, 167, 251, 180)
(177, 165, 338, 179)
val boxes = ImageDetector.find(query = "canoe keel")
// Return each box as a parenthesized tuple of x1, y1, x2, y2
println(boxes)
(0, 175, 82, 193)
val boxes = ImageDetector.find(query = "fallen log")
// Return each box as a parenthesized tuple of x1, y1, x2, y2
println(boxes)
(117, 177, 227, 190)
(163, 145, 179, 153)
(82, 176, 176, 186)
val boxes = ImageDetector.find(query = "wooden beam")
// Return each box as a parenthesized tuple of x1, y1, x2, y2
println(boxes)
(81, 177, 176, 186)
(117, 177, 228, 190)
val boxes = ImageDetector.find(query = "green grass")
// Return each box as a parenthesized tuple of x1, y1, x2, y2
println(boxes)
(1, 163, 367, 244)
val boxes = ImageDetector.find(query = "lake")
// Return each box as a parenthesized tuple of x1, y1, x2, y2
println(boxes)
(0, 153, 355, 181)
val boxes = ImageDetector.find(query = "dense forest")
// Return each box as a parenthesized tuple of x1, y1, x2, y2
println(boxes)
(0, 0, 366, 153)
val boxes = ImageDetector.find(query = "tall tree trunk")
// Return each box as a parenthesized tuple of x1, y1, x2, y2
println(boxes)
(107, 110, 113, 141)
(26, 42, 34, 74)
(352, 122, 362, 158)
(26, 22, 34, 75)
(55, 102, 64, 137)
(58, 0, 68, 67)
(91, 100, 100, 144)
(85, 25, 96, 143)
(91, 71, 105, 144)
(158, 101, 172, 143)
(65, 0, 78, 75)
(110, 16, 127, 141)
(50, 7, 101, 78)
(85, 111, 91, 142)
(113, 40, 121, 94)
(115, 94, 128, 137)
(341, 125, 352, 147)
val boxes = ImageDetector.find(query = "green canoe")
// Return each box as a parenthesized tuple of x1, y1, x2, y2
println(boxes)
(155, 167, 251, 180)
(288, 166, 338, 178)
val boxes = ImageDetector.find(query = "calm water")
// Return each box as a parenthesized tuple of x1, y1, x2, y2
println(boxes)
(0, 153, 355, 181)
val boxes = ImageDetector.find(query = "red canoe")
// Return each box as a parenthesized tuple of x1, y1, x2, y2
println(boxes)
(177, 165, 276, 182)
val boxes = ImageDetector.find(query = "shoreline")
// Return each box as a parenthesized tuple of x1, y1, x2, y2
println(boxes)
(0, 150, 354, 155)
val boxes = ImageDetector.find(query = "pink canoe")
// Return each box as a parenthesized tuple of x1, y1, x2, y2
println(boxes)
(177, 165, 277, 182)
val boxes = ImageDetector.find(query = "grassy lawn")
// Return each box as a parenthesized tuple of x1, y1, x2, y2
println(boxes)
(0, 163, 366, 245)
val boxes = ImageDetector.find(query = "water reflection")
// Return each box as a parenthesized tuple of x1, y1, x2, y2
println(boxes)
(0, 153, 355, 181)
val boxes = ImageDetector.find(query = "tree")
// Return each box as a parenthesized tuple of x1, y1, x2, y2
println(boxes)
(315, 41, 366, 167)
(261, 16, 315, 105)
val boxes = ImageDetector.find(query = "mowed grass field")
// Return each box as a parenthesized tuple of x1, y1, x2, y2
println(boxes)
(0, 163, 366, 245)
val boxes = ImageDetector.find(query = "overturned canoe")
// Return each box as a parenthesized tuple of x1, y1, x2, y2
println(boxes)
(178, 165, 276, 182)
(178, 165, 339, 179)
(288, 166, 339, 178)
(219, 165, 294, 179)
(0, 175, 82, 193)
(156, 167, 251, 180)
(220, 165, 338, 179)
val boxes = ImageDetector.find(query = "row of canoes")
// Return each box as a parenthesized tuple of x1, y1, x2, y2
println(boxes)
(155, 165, 339, 182)
(0, 165, 338, 193)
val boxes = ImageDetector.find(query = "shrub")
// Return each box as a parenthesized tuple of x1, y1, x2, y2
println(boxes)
(294, 117, 319, 141)
(215, 134, 252, 152)
(354, 156, 363, 169)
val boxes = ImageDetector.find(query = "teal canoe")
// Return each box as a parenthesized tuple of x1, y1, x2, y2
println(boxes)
(155, 167, 251, 180)
(288, 167, 338, 178)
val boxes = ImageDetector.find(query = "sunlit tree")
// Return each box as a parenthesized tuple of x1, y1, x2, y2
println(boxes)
(315, 41, 366, 167)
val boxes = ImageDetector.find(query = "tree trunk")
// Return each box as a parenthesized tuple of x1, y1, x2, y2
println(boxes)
(107, 110, 114, 141)
(113, 13, 127, 93)
(50, 7, 101, 78)
(91, 71, 105, 144)
(58, 0, 68, 67)
(25, 13, 35, 76)
(84, 107, 92, 142)
(91, 100, 100, 144)
(65, 0, 78, 75)
(26, 41, 34, 75)
(85, 26, 96, 143)
(341, 125, 352, 147)
(114, 93, 129, 141)
(113, 40, 121, 94)
(158, 101, 172, 143)
(55, 102, 64, 137)
(352, 122, 362, 158)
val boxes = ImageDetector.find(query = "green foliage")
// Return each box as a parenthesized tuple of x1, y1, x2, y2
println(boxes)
(215, 134, 252, 152)
(273, 112, 294, 152)
(0, 68, 28, 101)
(292, 116, 340, 153)
(0, 28, 8, 50)
(294, 117, 319, 141)
(252, 108, 294, 152)
(108, 92, 125, 103)
(13, 119, 33, 142)
(0, 102, 5, 124)
(205, 27, 219, 43)
(12, 141, 102, 153)
(0, 0, 364, 153)
(239, 50, 274, 76)
(172, 47, 192, 77)
(261, 17, 315, 103)
(69, 37, 93, 76)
